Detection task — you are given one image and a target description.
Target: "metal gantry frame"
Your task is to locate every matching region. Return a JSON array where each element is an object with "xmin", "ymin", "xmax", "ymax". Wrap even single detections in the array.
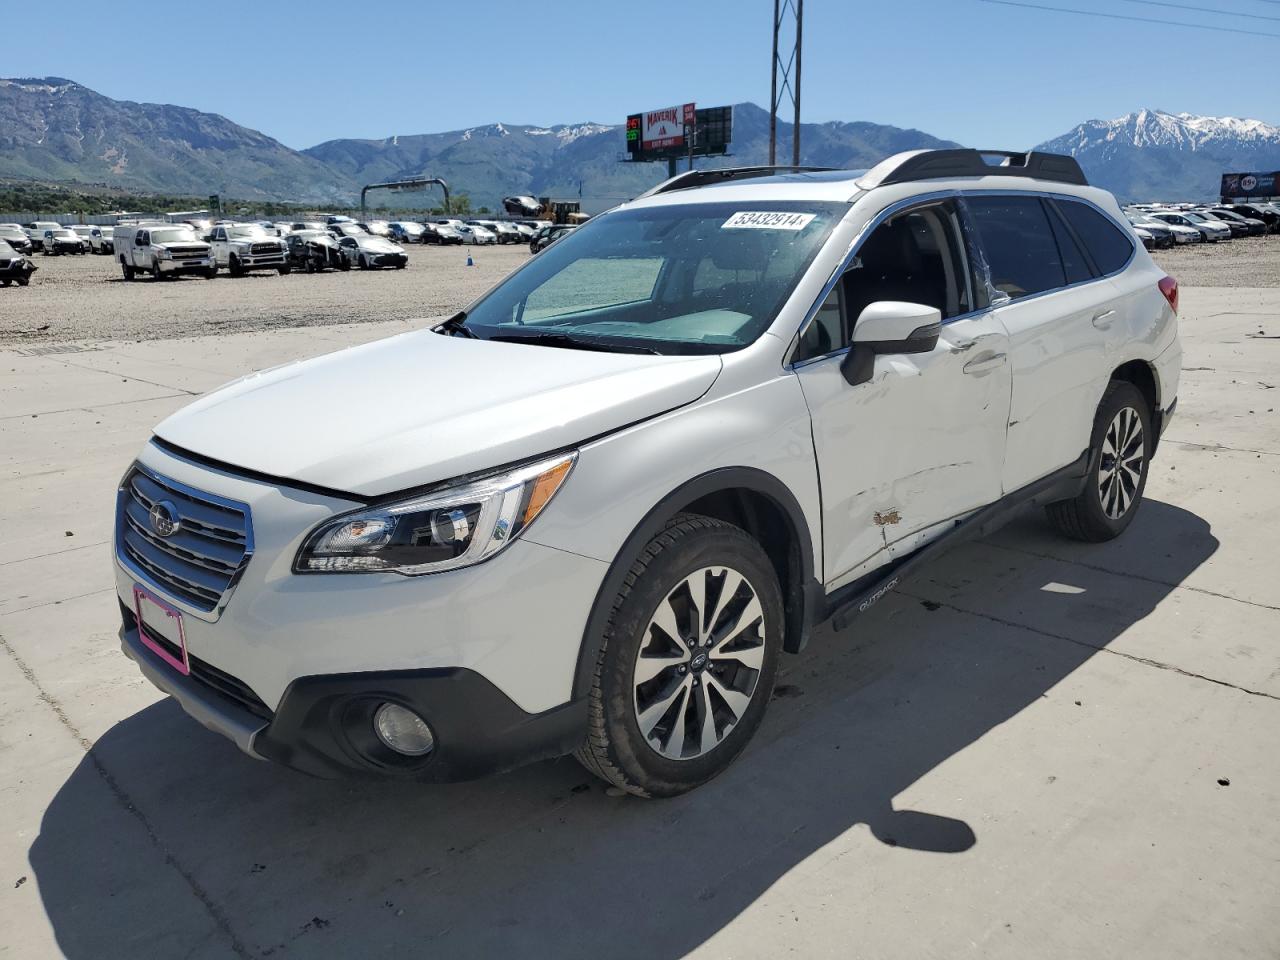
[
  {"xmin": 769, "ymin": 0, "xmax": 803, "ymax": 166},
  {"xmin": 359, "ymin": 177, "xmax": 450, "ymax": 218}
]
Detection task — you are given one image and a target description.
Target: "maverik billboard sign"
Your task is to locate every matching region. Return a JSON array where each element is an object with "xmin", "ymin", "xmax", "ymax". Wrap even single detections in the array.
[
  {"xmin": 625, "ymin": 103, "xmax": 733, "ymax": 163},
  {"xmin": 640, "ymin": 103, "xmax": 695, "ymax": 151},
  {"xmin": 1221, "ymin": 171, "xmax": 1279, "ymax": 200}
]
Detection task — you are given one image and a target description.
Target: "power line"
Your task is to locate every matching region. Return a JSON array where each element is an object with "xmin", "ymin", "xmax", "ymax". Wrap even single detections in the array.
[
  {"xmin": 1119, "ymin": 0, "xmax": 1280, "ymax": 21},
  {"xmin": 975, "ymin": 0, "xmax": 1280, "ymax": 36}
]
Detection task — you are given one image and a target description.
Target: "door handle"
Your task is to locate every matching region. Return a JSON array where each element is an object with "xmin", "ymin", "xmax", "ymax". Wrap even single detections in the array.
[
  {"xmin": 1092, "ymin": 309, "xmax": 1116, "ymax": 329},
  {"xmin": 962, "ymin": 352, "xmax": 1007, "ymax": 375}
]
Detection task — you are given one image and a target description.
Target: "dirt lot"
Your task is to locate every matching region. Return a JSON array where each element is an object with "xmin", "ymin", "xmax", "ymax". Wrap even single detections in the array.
[
  {"xmin": 0, "ymin": 244, "xmax": 530, "ymax": 346},
  {"xmin": 3, "ymin": 233, "xmax": 1275, "ymax": 348},
  {"xmin": 1152, "ymin": 233, "xmax": 1280, "ymax": 288}
]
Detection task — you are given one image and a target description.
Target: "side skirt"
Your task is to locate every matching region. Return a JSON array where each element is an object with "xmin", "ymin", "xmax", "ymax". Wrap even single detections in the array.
[{"xmin": 820, "ymin": 450, "xmax": 1090, "ymax": 632}]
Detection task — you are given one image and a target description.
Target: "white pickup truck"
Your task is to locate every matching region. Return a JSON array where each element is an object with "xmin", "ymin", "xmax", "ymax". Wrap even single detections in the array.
[
  {"xmin": 208, "ymin": 223, "xmax": 290, "ymax": 276},
  {"xmin": 116, "ymin": 224, "xmax": 216, "ymax": 281}
]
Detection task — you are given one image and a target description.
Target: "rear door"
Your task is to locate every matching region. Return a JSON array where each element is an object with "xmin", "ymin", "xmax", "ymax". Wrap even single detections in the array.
[{"xmin": 965, "ymin": 194, "xmax": 1125, "ymax": 492}]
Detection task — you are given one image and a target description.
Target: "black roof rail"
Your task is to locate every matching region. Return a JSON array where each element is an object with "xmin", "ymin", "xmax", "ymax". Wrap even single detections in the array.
[
  {"xmin": 637, "ymin": 165, "xmax": 838, "ymax": 199},
  {"xmin": 860, "ymin": 149, "xmax": 1088, "ymax": 188}
]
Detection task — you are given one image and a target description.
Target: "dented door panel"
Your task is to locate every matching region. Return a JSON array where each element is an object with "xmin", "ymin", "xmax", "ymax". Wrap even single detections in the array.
[{"xmin": 795, "ymin": 310, "xmax": 1012, "ymax": 591}]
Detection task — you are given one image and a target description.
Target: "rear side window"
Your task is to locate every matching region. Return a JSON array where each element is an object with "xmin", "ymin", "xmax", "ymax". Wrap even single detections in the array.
[
  {"xmin": 1055, "ymin": 199, "xmax": 1134, "ymax": 275},
  {"xmin": 1044, "ymin": 204, "xmax": 1093, "ymax": 285},
  {"xmin": 966, "ymin": 196, "xmax": 1065, "ymax": 300}
]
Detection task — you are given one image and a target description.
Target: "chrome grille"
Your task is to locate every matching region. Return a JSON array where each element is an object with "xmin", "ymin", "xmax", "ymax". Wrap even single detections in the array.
[
  {"xmin": 251, "ymin": 242, "xmax": 281, "ymax": 255},
  {"xmin": 117, "ymin": 465, "xmax": 253, "ymax": 615}
]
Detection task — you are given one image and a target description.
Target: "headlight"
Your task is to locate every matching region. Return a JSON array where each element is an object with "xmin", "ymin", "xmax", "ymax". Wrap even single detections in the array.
[
  {"xmin": 295, "ymin": 452, "xmax": 575, "ymax": 576},
  {"xmin": 156, "ymin": 248, "xmax": 171, "ymax": 258}
]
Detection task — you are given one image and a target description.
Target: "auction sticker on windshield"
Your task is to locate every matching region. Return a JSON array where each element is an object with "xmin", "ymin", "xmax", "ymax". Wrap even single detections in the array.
[{"xmin": 722, "ymin": 211, "xmax": 817, "ymax": 231}]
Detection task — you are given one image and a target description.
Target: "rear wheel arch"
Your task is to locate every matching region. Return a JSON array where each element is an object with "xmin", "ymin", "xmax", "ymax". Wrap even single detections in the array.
[
  {"xmin": 1109, "ymin": 359, "xmax": 1160, "ymax": 447},
  {"xmin": 571, "ymin": 468, "xmax": 817, "ymax": 702}
]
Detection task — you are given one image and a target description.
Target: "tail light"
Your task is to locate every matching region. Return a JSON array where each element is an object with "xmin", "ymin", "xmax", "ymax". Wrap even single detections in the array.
[{"xmin": 1158, "ymin": 275, "xmax": 1179, "ymax": 315}]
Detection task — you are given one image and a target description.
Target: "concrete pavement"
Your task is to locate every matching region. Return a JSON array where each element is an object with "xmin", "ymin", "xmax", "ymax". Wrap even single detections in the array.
[{"xmin": 1, "ymin": 289, "xmax": 1277, "ymax": 959}]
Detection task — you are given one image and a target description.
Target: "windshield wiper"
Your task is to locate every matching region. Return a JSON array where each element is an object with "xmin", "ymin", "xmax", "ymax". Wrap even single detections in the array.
[
  {"xmin": 488, "ymin": 331, "xmax": 663, "ymax": 355},
  {"xmin": 436, "ymin": 312, "xmax": 478, "ymax": 339}
]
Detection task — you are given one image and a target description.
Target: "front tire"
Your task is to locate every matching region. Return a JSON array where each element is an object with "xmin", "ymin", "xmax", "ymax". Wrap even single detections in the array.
[
  {"xmin": 1046, "ymin": 380, "xmax": 1152, "ymax": 542},
  {"xmin": 575, "ymin": 515, "xmax": 783, "ymax": 798}
]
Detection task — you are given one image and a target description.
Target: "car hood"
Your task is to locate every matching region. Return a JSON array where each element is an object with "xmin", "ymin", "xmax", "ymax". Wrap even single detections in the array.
[{"xmin": 153, "ymin": 328, "xmax": 724, "ymax": 496}]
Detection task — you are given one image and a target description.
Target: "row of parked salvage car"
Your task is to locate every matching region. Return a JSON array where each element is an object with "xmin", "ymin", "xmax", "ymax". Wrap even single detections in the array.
[{"xmin": 1123, "ymin": 200, "xmax": 1280, "ymax": 249}]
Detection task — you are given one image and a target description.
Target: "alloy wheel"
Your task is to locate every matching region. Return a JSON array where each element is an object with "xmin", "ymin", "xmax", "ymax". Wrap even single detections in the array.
[
  {"xmin": 632, "ymin": 565, "xmax": 767, "ymax": 761},
  {"xmin": 1098, "ymin": 406, "xmax": 1145, "ymax": 520}
]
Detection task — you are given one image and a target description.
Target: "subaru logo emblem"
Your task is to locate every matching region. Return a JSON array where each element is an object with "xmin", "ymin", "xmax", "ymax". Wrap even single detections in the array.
[{"xmin": 149, "ymin": 500, "xmax": 180, "ymax": 537}]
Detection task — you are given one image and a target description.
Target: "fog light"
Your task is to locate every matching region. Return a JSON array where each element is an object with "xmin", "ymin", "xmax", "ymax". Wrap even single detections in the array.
[{"xmin": 373, "ymin": 703, "xmax": 435, "ymax": 756}]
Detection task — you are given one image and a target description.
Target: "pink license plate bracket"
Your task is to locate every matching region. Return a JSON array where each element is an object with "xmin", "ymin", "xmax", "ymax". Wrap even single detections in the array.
[{"xmin": 133, "ymin": 585, "xmax": 190, "ymax": 676}]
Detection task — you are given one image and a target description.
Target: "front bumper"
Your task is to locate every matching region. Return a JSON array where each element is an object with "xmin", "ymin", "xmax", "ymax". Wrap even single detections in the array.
[
  {"xmin": 157, "ymin": 257, "xmax": 214, "ymax": 274},
  {"xmin": 232, "ymin": 249, "xmax": 288, "ymax": 268},
  {"xmin": 0, "ymin": 261, "xmax": 36, "ymax": 279},
  {"xmin": 113, "ymin": 441, "xmax": 608, "ymax": 777},
  {"xmin": 120, "ymin": 613, "xmax": 586, "ymax": 780}
]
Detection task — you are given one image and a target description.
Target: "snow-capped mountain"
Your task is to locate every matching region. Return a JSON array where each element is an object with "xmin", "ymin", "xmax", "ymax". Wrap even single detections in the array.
[{"xmin": 1036, "ymin": 108, "xmax": 1280, "ymax": 201}]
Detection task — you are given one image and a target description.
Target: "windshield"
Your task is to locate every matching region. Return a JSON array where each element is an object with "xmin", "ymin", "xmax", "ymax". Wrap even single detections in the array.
[
  {"xmin": 464, "ymin": 201, "xmax": 844, "ymax": 355},
  {"xmin": 0, "ymin": 240, "xmax": 16, "ymax": 256},
  {"xmin": 1183, "ymin": 213, "xmax": 1207, "ymax": 223},
  {"xmin": 51, "ymin": 229, "xmax": 75, "ymax": 238},
  {"xmin": 151, "ymin": 228, "xmax": 196, "ymax": 244},
  {"xmin": 100, "ymin": 227, "xmax": 115, "ymax": 237},
  {"xmin": 0, "ymin": 227, "xmax": 24, "ymax": 239},
  {"xmin": 227, "ymin": 224, "xmax": 269, "ymax": 239}
]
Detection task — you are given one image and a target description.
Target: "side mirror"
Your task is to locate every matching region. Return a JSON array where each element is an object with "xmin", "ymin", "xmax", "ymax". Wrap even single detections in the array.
[{"xmin": 840, "ymin": 301, "xmax": 942, "ymax": 386}]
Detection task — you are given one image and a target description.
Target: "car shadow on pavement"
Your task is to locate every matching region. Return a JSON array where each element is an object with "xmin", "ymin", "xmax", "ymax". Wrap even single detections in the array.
[{"xmin": 30, "ymin": 499, "xmax": 1217, "ymax": 960}]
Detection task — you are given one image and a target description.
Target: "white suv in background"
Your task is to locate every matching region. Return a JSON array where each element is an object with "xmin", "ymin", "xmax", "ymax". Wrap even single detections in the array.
[
  {"xmin": 208, "ymin": 223, "xmax": 290, "ymax": 276},
  {"xmin": 114, "ymin": 149, "xmax": 1180, "ymax": 797}
]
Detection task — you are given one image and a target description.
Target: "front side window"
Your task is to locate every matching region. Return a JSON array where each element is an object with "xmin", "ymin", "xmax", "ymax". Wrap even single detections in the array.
[
  {"xmin": 966, "ymin": 196, "xmax": 1066, "ymax": 300},
  {"xmin": 464, "ymin": 201, "xmax": 845, "ymax": 355},
  {"xmin": 795, "ymin": 199, "xmax": 973, "ymax": 361}
]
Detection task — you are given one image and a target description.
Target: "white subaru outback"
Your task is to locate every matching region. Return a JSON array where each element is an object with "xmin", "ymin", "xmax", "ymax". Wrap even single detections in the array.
[{"xmin": 115, "ymin": 149, "xmax": 1181, "ymax": 797}]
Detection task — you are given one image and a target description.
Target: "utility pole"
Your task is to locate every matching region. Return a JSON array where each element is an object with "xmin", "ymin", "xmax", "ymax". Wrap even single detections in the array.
[{"xmin": 769, "ymin": 0, "xmax": 803, "ymax": 166}]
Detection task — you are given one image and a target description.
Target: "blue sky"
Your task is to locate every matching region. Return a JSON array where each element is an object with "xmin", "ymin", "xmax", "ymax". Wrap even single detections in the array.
[{"xmin": 10, "ymin": 0, "xmax": 1280, "ymax": 149}]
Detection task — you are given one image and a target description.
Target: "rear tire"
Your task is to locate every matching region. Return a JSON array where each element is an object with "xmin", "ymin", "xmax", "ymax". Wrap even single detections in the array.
[
  {"xmin": 575, "ymin": 515, "xmax": 783, "ymax": 798},
  {"xmin": 1046, "ymin": 380, "xmax": 1152, "ymax": 542},
  {"xmin": 120, "ymin": 259, "xmax": 134, "ymax": 281}
]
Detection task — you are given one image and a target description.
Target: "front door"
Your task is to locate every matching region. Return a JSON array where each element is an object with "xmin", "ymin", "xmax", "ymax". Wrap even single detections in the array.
[{"xmin": 793, "ymin": 198, "xmax": 1012, "ymax": 588}]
